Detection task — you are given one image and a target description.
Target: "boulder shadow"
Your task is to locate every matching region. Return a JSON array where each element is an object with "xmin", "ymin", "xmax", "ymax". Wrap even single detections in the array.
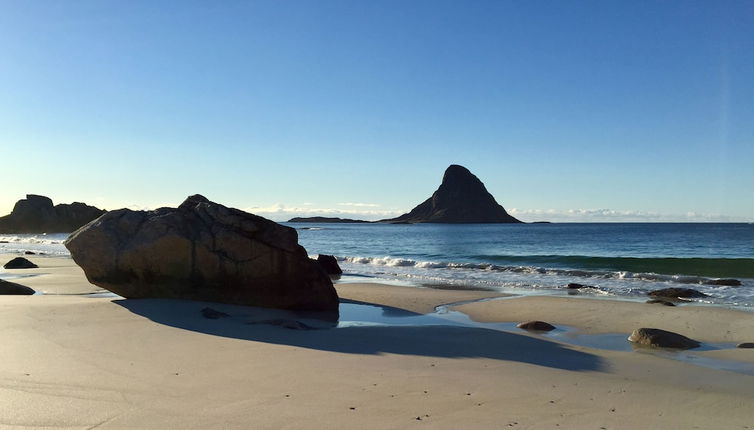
[{"xmin": 113, "ymin": 298, "xmax": 606, "ymax": 372}]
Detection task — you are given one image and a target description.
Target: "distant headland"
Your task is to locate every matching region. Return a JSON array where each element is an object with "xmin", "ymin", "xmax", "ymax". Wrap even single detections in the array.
[
  {"xmin": 0, "ymin": 194, "xmax": 105, "ymax": 233},
  {"xmin": 288, "ymin": 217, "xmax": 371, "ymax": 223}
]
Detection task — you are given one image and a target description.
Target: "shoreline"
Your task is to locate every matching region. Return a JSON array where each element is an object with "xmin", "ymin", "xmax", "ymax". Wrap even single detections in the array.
[
  {"xmin": 1, "ymin": 255, "xmax": 753, "ymax": 428},
  {"xmin": 3, "ymin": 251, "xmax": 754, "ymax": 313}
]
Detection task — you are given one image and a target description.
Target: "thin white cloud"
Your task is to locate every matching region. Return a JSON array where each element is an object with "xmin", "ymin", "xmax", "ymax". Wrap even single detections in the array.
[
  {"xmin": 337, "ymin": 202, "xmax": 381, "ymax": 207},
  {"xmin": 509, "ymin": 208, "xmax": 743, "ymax": 222}
]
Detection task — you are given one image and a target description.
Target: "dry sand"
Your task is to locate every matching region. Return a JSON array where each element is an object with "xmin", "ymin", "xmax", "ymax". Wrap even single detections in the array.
[{"xmin": 1, "ymin": 253, "xmax": 753, "ymax": 429}]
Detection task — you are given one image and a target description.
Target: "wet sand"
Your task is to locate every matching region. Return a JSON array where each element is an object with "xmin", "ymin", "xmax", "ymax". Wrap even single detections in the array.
[{"xmin": 1, "ymin": 253, "xmax": 753, "ymax": 429}]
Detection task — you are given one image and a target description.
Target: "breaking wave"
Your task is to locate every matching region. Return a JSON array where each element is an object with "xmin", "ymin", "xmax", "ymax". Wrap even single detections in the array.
[{"xmin": 339, "ymin": 255, "xmax": 748, "ymax": 287}]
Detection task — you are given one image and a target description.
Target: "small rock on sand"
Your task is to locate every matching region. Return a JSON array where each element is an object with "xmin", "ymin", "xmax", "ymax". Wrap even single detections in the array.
[
  {"xmin": 517, "ymin": 321, "xmax": 556, "ymax": 331},
  {"xmin": 0, "ymin": 279, "xmax": 35, "ymax": 295},
  {"xmin": 3, "ymin": 257, "xmax": 38, "ymax": 269},
  {"xmin": 628, "ymin": 328, "xmax": 700, "ymax": 349},
  {"xmin": 736, "ymin": 342, "xmax": 754, "ymax": 349}
]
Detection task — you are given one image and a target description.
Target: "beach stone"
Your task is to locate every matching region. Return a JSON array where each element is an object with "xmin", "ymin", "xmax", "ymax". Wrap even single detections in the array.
[
  {"xmin": 316, "ymin": 254, "xmax": 343, "ymax": 275},
  {"xmin": 736, "ymin": 342, "xmax": 754, "ymax": 349},
  {"xmin": 646, "ymin": 299, "xmax": 676, "ymax": 306},
  {"xmin": 647, "ymin": 288, "xmax": 707, "ymax": 299},
  {"xmin": 628, "ymin": 328, "xmax": 700, "ymax": 349},
  {"xmin": 517, "ymin": 321, "xmax": 556, "ymax": 331},
  {"xmin": 64, "ymin": 195, "xmax": 338, "ymax": 312},
  {"xmin": 3, "ymin": 257, "xmax": 38, "ymax": 269},
  {"xmin": 0, "ymin": 279, "xmax": 35, "ymax": 295},
  {"xmin": 566, "ymin": 283, "xmax": 592, "ymax": 289},
  {"xmin": 707, "ymin": 278, "xmax": 742, "ymax": 286}
]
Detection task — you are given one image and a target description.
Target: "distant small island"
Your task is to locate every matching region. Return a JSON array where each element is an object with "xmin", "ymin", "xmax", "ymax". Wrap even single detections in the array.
[
  {"xmin": 379, "ymin": 165, "xmax": 521, "ymax": 224},
  {"xmin": 287, "ymin": 216, "xmax": 370, "ymax": 223}
]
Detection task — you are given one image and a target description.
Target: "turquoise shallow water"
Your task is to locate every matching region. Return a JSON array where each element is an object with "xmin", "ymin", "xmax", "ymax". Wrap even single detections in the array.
[{"xmin": 291, "ymin": 223, "xmax": 754, "ymax": 309}]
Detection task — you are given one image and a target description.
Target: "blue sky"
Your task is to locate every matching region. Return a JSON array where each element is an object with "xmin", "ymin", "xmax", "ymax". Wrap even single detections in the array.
[{"xmin": 1, "ymin": 0, "xmax": 752, "ymax": 222}]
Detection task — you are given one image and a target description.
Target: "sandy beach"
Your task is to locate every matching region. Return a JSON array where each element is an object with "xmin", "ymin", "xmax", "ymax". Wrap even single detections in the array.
[{"xmin": 1, "ymin": 253, "xmax": 753, "ymax": 429}]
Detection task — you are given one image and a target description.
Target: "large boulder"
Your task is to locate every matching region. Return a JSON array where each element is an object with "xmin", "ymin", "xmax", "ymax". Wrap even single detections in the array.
[
  {"xmin": 64, "ymin": 195, "xmax": 338, "ymax": 312},
  {"xmin": 628, "ymin": 328, "xmax": 700, "ymax": 349},
  {"xmin": 0, "ymin": 194, "xmax": 105, "ymax": 233},
  {"xmin": 0, "ymin": 279, "xmax": 35, "ymax": 295}
]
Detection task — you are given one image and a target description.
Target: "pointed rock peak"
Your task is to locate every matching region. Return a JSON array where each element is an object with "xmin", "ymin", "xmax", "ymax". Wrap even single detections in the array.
[
  {"xmin": 178, "ymin": 194, "xmax": 210, "ymax": 210},
  {"xmin": 381, "ymin": 165, "xmax": 522, "ymax": 224},
  {"xmin": 442, "ymin": 164, "xmax": 473, "ymax": 181},
  {"xmin": 439, "ymin": 164, "xmax": 486, "ymax": 191}
]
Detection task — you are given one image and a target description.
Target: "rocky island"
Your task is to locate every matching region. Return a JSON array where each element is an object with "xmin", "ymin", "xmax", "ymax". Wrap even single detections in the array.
[
  {"xmin": 381, "ymin": 165, "xmax": 522, "ymax": 224},
  {"xmin": 287, "ymin": 216, "xmax": 370, "ymax": 223},
  {"xmin": 0, "ymin": 194, "xmax": 105, "ymax": 233}
]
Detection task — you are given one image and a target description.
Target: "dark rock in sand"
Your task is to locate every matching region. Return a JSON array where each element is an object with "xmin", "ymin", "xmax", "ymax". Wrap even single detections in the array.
[
  {"xmin": 24, "ymin": 251, "xmax": 36, "ymax": 255},
  {"xmin": 201, "ymin": 307, "xmax": 230, "ymax": 319},
  {"xmin": 0, "ymin": 194, "xmax": 105, "ymax": 233},
  {"xmin": 0, "ymin": 279, "xmax": 35, "ymax": 295},
  {"xmin": 647, "ymin": 288, "xmax": 707, "ymax": 299},
  {"xmin": 3, "ymin": 257, "xmax": 38, "ymax": 269},
  {"xmin": 64, "ymin": 195, "xmax": 338, "ymax": 312},
  {"xmin": 566, "ymin": 283, "xmax": 592, "ymax": 289},
  {"xmin": 646, "ymin": 299, "xmax": 676, "ymax": 306},
  {"xmin": 628, "ymin": 328, "xmax": 700, "ymax": 349},
  {"xmin": 380, "ymin": 165, "xmax": 522, "ymax": 224},
  {"xmin": 736, "ymin": 342, "xmax": 754, "ymax": 349},
  {"xmin": 517, "ymin": 321, "xmax": 556, "ymax": 331},
  {"xmin": 316, "ymin": 254, "xmax": 343, "ymax": 275}
]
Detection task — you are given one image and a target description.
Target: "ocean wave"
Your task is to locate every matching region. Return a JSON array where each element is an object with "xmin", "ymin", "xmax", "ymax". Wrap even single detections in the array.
[
  {"xmin": 470, "ymin": 254, "xmax": 754, "ymax": 279},
  {"xmin": 339, "ymin": 255, "xmax": 746, "ymax": 287},
  {"xmin": 0, "ymin": 233, "xmax": 70, "ymax": 256},
  {"xmin": 0, "ymin": 234, "xmax": 67, "ymax": 245}
]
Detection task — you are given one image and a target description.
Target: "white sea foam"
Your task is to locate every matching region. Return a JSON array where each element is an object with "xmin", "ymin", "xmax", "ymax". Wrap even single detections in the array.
[
  {"xmin": 0, "ymin": 233, "xmax": 70, "ymax": 256},
  {"xmin": 336, "ymin": 255, "xmax": 753, "ymax": 309}
]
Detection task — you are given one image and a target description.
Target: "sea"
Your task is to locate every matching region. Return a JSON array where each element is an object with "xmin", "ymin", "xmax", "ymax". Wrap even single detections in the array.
[{"xmin": 2, "ymin": 223, "xmax": 753, "ymax": 310}]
